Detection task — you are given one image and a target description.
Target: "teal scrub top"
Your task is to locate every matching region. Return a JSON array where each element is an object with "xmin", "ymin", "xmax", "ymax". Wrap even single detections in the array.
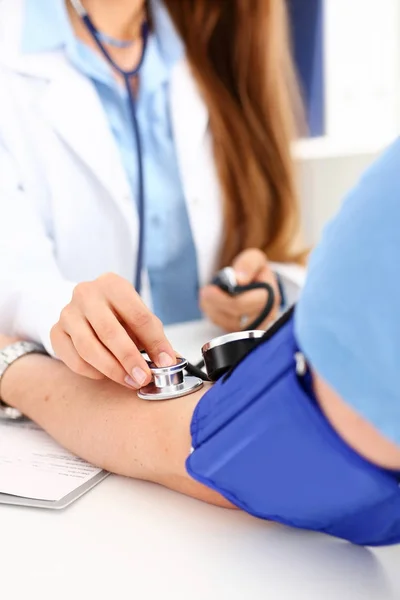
[{"xmin": 295, "ymin": 138, "xmax": 400, "ymax": 445}]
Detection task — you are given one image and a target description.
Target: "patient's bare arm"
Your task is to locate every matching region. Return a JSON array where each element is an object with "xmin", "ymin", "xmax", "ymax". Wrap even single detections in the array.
[
  {"xmin": 0, "ymin": 336, "xmax": 231, "ymax": 508},
  {"xmin": 2, "ymin": 331, "xmax": 400, "ymax": 511}
]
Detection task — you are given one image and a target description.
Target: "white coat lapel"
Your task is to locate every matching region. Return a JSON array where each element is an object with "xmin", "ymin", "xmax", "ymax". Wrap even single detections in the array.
[
  {"xmin": 0, "ymin": 0, "xmax": 131, "ymax": 210},
  {"xmin": 39, "ymin": 65, "xmax": 132, "ymax": 206},
  {"xmin": 170, "ymin": 60, "xmax": 224, "ymax": 287},
  {"xmin": 170, "ymin": 61, "xmax": 208, "ymax": 189}
]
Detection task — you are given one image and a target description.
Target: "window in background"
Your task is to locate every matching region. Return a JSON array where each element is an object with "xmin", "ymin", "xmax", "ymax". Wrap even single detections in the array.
[
  {"xmin": 289, "ymin": 0, "xmax": 400, "ymax": 148},
  {"xmin": 290, "ymin": 0, "xmax": 400, "ymax": 247},
  {"xmin": 288, "ymin": 0, "xmax": 325, "ymax": 138},
  {"xmin": 323, "ymin": 0, "xmax": 400, "ymax": 147}
]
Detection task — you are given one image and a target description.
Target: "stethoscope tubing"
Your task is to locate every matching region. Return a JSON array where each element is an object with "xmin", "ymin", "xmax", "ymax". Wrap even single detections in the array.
[
  {"xmin": 80, "ymin": 11, "xmax": 149, "ymax": 294},
  {"xmin": 186, "ymin": 281, "xmax": 276, "ymax": 380},
  {"xmin": 72, "ymin": 3, "xmax": 277, "ymax": 374}
]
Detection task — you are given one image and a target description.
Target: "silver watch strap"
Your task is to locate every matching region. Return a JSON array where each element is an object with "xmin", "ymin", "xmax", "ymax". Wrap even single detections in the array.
[
  {"xmin": 0, "ymin": 341, "xmax": 47, "ymax": 420},
  {"xmin": 0, "ymin": 403, "xmax": 24, "ymax": 421}
]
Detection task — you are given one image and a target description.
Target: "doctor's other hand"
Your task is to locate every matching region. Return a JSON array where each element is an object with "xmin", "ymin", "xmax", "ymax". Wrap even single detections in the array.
[
  {"xmin": 199, "ymin": 249, "xmax": 281, "ymax": 333},
  {"xmin": 50, "ymin": 273, "xmax": 176, "ymax": 389}
]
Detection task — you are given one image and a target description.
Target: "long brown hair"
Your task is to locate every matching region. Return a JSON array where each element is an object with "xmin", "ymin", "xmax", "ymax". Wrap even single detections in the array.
[{"xmin": 162, "ymin": 0, "xmax": 306, "ymax": 266}]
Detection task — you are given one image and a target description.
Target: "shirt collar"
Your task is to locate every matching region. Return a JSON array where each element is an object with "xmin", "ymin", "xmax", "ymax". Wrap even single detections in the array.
[
  {"xmin": 151, "ymin": 0, "xmax": 183, "ymax": 69},
  {"xmin": 22, "ymin": 0, "xmax": 112, "ymax": 86},
  {"xmin": 22, "ymin": 0, "xmax": 74, "ymax": 54},
  {"xmin": 22, "ymin": 0, "xmax": 184, "ymax": 68}
]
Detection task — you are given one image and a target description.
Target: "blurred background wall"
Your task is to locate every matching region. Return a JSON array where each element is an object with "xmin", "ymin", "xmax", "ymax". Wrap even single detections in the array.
[{"xmin": 289, "ymin": 0, "xmax": 400, "ymax": 244}]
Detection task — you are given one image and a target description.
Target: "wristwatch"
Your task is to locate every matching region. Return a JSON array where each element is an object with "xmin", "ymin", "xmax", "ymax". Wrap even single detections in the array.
[{"xmin": 0, "ymin": 341, "xmax": 47, "ymax": 420}]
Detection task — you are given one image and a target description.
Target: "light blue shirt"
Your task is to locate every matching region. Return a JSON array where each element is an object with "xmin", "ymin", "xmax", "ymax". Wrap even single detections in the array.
[
  {"xmin": 23, "ymin": 0, "xmax": 202, "ymax": 325},
  {"xmin": 295, "ymin": 137, "xmax": 400, "ymax": 445}
]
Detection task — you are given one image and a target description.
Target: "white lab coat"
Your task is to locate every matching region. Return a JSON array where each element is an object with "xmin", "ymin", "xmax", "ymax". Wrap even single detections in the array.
[{"xmin": 0, "ymin": 0, "xmax": 305, "ymax": 354}]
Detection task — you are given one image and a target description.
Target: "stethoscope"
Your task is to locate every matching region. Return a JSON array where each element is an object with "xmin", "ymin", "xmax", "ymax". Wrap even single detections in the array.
[
  {"xmin": 69, "ymin": 2, "xmax": 278, "ymax": 401},
  {"xmin": 138, "ymin": 267, "xmax": 277, "ymax": 401},
  {"xmin": 69, "ymin": 0, "xmax": 149, "ymax": 294}
]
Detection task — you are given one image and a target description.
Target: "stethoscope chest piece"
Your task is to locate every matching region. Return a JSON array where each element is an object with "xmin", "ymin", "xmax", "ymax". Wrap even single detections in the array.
[{"xmin": 138, "ymin": 357, "xmax": 203, "ymax": 401}]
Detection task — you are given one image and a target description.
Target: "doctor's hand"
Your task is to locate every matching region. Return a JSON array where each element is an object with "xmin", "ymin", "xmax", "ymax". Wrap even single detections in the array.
[
  {"xmin": 50, "ymin": 273, "xmax": 176, "ymax": 389},
  {"xmin": 199, "ymin": 249, "xmax": 281, "ymax": 332}
]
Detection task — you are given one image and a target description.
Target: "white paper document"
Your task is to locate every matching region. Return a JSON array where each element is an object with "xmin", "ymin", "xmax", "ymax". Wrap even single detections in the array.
[{"xmin": 0, "ymin": 419, "xmax": 102, "ymax": 502}]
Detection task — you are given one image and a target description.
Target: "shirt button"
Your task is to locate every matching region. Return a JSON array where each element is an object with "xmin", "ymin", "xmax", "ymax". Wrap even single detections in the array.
[{"xmin": 151, "ymin": 215, "xmax": 161, "ymax": 227}]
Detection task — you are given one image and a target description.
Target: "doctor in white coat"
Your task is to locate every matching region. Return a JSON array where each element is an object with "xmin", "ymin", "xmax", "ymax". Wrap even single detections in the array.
[{"xmin": 0, "ymin": 0, "xmax": 306, "ymax": 390}]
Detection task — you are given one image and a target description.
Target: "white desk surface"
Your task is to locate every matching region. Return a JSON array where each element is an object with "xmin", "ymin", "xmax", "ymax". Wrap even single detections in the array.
[{"xmin": 1, "ymin": 320, "xmax": 400, "ymax": 600}]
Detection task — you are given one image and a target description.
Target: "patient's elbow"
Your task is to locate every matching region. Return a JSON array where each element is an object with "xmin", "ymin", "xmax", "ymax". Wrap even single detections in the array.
[
  {"xmin": 313, "ymin": 371, "xmax": 400, "ymax": 470},
  {"xmin": 157, "ymin": 471, "xmax": 236, "ymax": 508}
]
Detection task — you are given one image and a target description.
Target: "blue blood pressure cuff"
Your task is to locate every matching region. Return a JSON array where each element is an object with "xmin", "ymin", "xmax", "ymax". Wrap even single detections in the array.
[{"xmin": 186, "ymin": 311, "xmax": 400, "ymax": 546}]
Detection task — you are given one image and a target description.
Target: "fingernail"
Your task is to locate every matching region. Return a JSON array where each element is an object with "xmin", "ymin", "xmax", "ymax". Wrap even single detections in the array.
[
  {"xmin": 236, "ymin": 271, "xmax": 248, "ymax": 283},
  {"xmin": 131, "ymin": 367, "xmax": 147, "ymax": 387},
  {"xmin": 125, "ymin": 376, "xmax": 140, "ymax": 389},
  {"xmin": 158, "ymin": 352, "xmax": 175, "ymax": 367}
]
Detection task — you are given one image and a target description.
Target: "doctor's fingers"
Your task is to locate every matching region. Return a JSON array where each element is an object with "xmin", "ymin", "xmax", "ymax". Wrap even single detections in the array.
[
  {"xmin": 200, "ymin": 300, "xmax": 258, "ymax": 332},
  {"xmin": 73, "ymin": 274, "xmax": 176, "ymax": 368},
  {"xmin": 83, "ymin": 304, "xmax": 154, "ymax": 387},
  {"xmin": 234, "ymin": 288, "xmax": 279, "ymax": 322},
  {"xmin": 105, "ymin": 283, "xmax": 176, "ymax": 368},
  {"xmin": 199, "ymin": 286, "xmax": 239, "ymax": 317},
  {"xmin": 57, "ymin": 310, "xmax": 149, "ymax": 388},
  {"xmin": 50, "ymin": 327, "xmax": 104, "ymax": 381},
  {"xmin": 200, "ymin": 285, "xmax": 268, "ymax": 320},
  {"xmin": 202, "ymin": 305, "xmax": 239, "ymax": 333},
  {"xmin": 60, "ymin": 300, "xmax": 153, "ymax": 387}
]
